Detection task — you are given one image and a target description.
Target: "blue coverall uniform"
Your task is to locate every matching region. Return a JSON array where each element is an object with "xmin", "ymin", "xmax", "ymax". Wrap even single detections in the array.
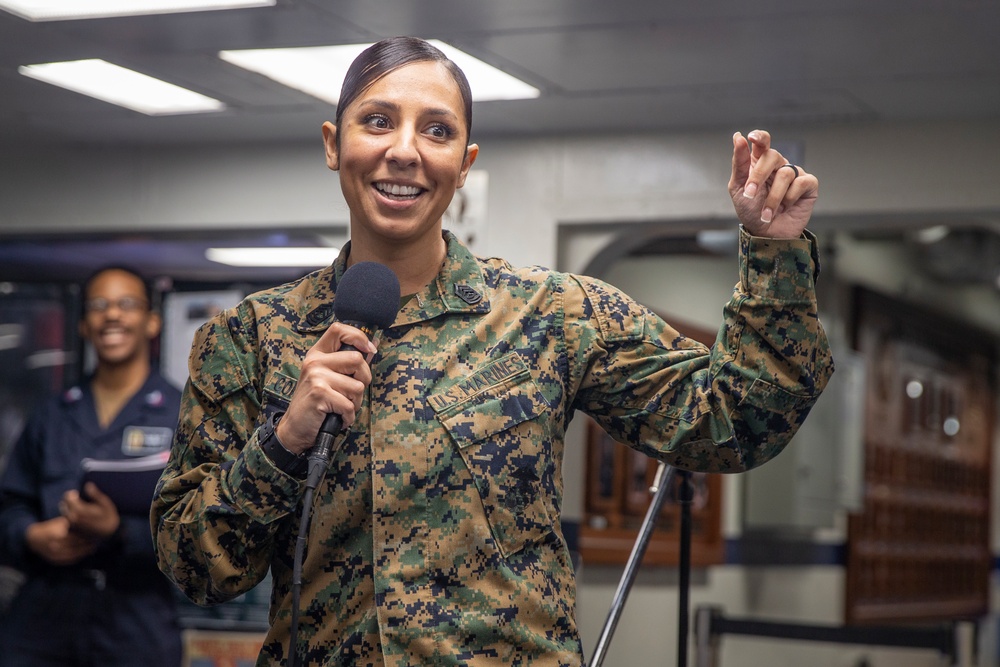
[{"xmin": 0, "ymin": 371, "xmax": 182, "ymax": 667}]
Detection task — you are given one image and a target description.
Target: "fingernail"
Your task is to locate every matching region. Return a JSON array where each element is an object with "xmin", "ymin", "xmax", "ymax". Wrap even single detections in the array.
[
  {"xmin": 761, "ymin": 207, "xmax": 773, "ymax": 224},
  {"xmin": 743, "ymin": 182, "xmax": 757, "ymax": 199}
]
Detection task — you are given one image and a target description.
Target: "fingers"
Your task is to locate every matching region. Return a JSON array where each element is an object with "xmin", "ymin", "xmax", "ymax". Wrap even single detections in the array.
[
  {"xmin": 729, "ymin": 129, "xmax": 777, "ymax": 199},
  {"xmin": 729, "ymin": 129, "xmax": 819, "ymax": 238},
  {"xmin": 275, "ymin": 322, "xmax": 378, "ymax": 453},
  {"xmin": 741, "ymin": 130, "xmax": 783, "ymax": 201},
  {"xmin": 312, "ymin": 321, "xmax": 378, "ymax": 356},
  {"xmin": 747, "ymin": 129, "xmax": 771, "ymax": 159},
  {"xmin": 759, "ymin": 164, "xmax": 796, "ymax": 224},
  {"xmin": 728, "ymin": 132, "xmax": 751, "ymax": 197},
  {"xmin": 59, "ymin": 490, "xmax": 84, "ymax": 522},
  {"xmin": 62, "ymin": 486, "xmax": 120, "ymax": 538},
  {"xmin": 80, "ymin": 482, "xmax": 118, "ymax": 515},
  {"xmin": 299, "ymin": 354, "xmax": 371, "ymax": 417},
  {"xmin": 25, "ymin": 517, "xmax": 96, "ymax": 565},
  {"xmin": 758, "ymin": 164, "xmax": 812, "ymax": 224},
  {"xmin": 303, "ymin": 322, "xmax": 376, "ymax": 419}
]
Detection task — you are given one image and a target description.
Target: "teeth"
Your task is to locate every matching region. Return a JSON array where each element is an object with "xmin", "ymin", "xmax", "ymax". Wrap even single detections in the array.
[{"xmin": 377, "ymin": 182, "xmax": 420, "ymax": 196}]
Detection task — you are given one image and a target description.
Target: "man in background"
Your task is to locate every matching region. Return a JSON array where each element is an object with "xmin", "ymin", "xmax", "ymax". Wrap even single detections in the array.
[{"xmin": 0, "ymin": 266, "xmax": 182, "ymax": 667}]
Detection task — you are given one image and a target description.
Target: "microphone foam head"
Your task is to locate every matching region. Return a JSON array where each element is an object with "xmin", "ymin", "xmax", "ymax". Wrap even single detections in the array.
[{"xmin": 333, "ymin": 261, "xmax": 401, "ymax": 329}]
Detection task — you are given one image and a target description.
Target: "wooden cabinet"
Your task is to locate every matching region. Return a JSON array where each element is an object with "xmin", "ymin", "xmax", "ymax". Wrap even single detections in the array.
[{"xmin": 847, "ymin": 289, "xmax": 994, "ymax": 624}]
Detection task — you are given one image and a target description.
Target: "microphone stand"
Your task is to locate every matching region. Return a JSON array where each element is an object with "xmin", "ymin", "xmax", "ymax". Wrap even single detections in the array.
[
  {"xmin": 590, "ymin": 464, "xmax": 694, "ymax": 667},
  {"xmin": 676, "ymin": 468, "xmax": 694, "ymax": 667}
]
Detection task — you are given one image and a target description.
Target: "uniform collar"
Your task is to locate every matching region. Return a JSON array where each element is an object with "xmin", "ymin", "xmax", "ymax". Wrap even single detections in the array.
[
  {"xmin": 61, "ymin": 370, "xmax": 172, "ymax": 433},
  {"xmin": 294, "ymin": 230, "xmax": 490, "ymax": 333}
]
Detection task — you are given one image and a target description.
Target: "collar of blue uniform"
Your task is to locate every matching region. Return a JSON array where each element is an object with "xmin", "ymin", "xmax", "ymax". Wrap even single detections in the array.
[{"xmin": 295, "ymin": 230, "xmax": 491, "ymax": 333}]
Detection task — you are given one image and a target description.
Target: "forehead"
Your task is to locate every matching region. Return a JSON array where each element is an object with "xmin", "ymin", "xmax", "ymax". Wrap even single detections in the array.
[
  {"xmin": 356, "ymin": 61, "xmax": 464, "ymax": 115},
  {"xmin": 86, "ymin": 270, "xmax": 145, "ymax": 297}
]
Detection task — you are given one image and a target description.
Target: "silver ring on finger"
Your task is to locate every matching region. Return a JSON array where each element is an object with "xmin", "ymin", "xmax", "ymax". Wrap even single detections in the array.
[{"xmin": 779, "ymin": 163, "xmax": 800, "ymax": 178}]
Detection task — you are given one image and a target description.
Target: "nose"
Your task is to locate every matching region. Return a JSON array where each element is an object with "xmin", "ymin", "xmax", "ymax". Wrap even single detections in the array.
[
  {"xmin": 103, "ymin": 300, "xmax": 126, "ymax": 315},
  {"xmin": 385, "ymin": 126, "xmax": 419, "ymax": 167}
]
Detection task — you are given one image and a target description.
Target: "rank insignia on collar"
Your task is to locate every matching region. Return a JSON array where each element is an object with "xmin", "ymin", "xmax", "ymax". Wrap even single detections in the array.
[
  {"xmin": 454, "ymin": 283, "xmax": 482, "ymax": 305},
  {"xmin": 305, "ymin": 303, "xmax": 334, "ymax": 327},
  {"xmin": 62, "ymin": 387, "xmax": 83, "ymax": 403}
]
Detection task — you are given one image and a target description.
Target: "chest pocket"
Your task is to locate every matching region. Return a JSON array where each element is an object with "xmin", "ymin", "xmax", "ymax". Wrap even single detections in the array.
[{"xmin": 432, "ymin": 355, "xmax": 555, "ymax": 559}]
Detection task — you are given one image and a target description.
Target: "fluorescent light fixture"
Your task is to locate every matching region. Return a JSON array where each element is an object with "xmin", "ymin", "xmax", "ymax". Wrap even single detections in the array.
[
  {"xmin": 915, "ymin": 225, "xmax": 950, "ymax": 245},
  {"xmin": 432, "ymin": 41, "xmax": 540, "ymax": 101},
  {"xmin": 220, "ymin": 39, "xmax": 540, "ymax": 104},
  {"xmin": 206, "ymin": 247, "xmax": 338, "ymax": 267},
  {"xmin": 0, "ymin": 0, "xmax": 274, "ymax": 21},
  {"xmin": 19, "ymin": 59, "xmax": 225, "ymax": 115}
]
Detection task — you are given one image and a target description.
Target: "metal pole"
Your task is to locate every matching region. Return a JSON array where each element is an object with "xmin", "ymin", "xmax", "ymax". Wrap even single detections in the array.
[
  {"xmin": 591, "ymin": 463, "xmax": 676, "ymax": 667},
  {"xmin": 676, "ymin": 470, "xmax": 694, "ymax": 667},
  {"xmin": 694, "ymin": 606, "xmax": 721, "ymax": 667}
]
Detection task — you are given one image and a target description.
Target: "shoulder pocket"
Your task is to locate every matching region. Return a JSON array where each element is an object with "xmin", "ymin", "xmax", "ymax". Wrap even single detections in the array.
[
  {"xmin": 432, "ymin": 354, "xmax": 556, "ymax": 558},
  {"xmin": 189, "ymin": 308, "xmax": 256, "ymax": 404}
]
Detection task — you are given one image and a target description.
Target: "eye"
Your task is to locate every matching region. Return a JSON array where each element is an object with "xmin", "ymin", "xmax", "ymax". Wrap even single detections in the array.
[
  {"xmin": 362, "ymin": 114, "xmax": 391, "ymax": 129},
  {"xmin": 427, "ymin": 123, "xmax": 456, "ymax": 140}
]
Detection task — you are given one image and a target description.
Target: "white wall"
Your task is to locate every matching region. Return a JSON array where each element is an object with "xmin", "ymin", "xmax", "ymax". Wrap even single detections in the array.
[
  {"xmin": 2, "ymin": 118, "xmax": 998, "ymax": 667},
  {"xmin": 4, "ymin": 120, "xmax": 1000, "ymax": 246}
]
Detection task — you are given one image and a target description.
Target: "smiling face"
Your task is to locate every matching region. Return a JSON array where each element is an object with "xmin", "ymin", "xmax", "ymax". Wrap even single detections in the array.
[
  {"xmin": 79, "ymin": 269, "xmax": 161, "ymax": 368},
  {"xmin": 323, "ymin": 60, "xmax": 479, "ymax": 252}
]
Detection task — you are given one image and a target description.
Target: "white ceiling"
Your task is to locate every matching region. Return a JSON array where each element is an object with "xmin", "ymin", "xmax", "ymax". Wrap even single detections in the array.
[{"xmin": 2, "ymin": 0, "xmax": 999, "ymax": 148}]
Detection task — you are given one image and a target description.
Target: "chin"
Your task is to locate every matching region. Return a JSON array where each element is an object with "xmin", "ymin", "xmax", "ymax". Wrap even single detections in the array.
[
  {"xmin": 97, "ymin": 350, "xmax": 141, "ymax": 366},
  {"xmin": 371, "ymin": 217, "xmax": 441, "ymax": 241}
]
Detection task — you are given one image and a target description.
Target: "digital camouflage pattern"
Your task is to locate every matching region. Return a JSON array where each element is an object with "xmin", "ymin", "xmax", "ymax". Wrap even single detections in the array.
[{"xmin": 151, "ymin": 229, "xmax": 832, "ymax": 666}]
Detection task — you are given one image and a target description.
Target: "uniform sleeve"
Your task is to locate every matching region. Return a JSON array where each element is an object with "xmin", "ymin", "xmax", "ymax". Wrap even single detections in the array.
[
  {"xmin": 150, "ymin": 302, "xmax": 304, "ymax": 606},
  {"xmin": 566, "ymin": 226, "xmax": 834, "ymax": 473},
  {"xmin": 0, "ymin": 413, "xmax": 45, "ymax": 569}
]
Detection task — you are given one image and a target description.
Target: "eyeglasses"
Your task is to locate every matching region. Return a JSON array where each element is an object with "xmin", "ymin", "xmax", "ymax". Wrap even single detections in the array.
[{"xmin": 84, "ymin": 296, "xmax": 149, "ymax": 313}]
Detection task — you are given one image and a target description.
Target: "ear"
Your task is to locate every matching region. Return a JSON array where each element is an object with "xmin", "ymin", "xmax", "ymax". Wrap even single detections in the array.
[
  {"xmin": 456, "ymin": 143, "xmax": 479, "ymax": 188},
  {"xmin": 144, "ymin": 312, "xmax": 162, "ymax": 340},
  {"xmin": 322, "ymin": 121, "xmax": 340, "ymax": 171}
]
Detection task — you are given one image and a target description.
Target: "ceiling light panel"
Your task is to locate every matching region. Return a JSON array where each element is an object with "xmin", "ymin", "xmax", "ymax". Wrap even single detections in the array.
[
  {"xmin": 220, "ymin": 40, "xmax": 540, "ymax": 105},
  {"xmin": 19, "ymin": 60, "xmax": 226, "ymax": 115},
  {"xmin": 206, "ymin": 247, "xmax": 338, "ymax": 267},
  {"xmin": 0, "ymin": 0, "xmax": 274, "ymax": 21}
]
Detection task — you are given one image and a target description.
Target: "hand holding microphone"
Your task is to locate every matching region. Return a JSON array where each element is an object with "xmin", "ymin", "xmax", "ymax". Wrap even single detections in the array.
[
  {"xmin": 275, "ymin": 321, "xmax": 377, "ymax": 454},
  {"xmin": 274, "ymin": 262, "xmax": 400, "ymax": 487}
]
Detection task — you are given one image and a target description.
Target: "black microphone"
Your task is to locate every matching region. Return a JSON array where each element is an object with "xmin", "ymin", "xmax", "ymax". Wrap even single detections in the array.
[{"xmin": 304, "ymin": 261, "xmax": 400, "ymax": 489}]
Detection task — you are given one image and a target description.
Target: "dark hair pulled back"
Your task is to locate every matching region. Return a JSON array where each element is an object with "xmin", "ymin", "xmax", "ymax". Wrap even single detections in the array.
[{"xmin": 335, "ymin": 36, "xmax": 473, "ymax": 139}]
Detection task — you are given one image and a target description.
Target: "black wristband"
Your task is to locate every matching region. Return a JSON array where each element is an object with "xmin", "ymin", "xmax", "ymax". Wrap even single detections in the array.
[{"xmin": 260, "ymin": 412, "xmax": 308, "ymax": 478}]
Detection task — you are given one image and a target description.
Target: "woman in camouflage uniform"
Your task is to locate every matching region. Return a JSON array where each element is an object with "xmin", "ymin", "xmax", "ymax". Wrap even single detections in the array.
[{"xmin": 152, "ymin": 36, "xmax": 832, "ymax": 667}]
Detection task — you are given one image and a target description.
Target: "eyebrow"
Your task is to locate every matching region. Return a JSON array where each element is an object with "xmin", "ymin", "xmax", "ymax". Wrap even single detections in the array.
[{"xmin": 356, "ymin": 98, "xmax": 459, "ymax": 122}]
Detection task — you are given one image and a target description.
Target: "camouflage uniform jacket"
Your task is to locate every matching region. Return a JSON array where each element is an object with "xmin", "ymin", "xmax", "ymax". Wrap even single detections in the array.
[{"xmin": 152, "ymin": 228, "xmax": 832, "ymax": 666}]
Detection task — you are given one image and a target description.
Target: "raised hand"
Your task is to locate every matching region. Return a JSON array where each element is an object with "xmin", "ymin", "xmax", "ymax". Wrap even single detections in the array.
[{"xmin": 729, "ymin": 129, "xmax": 819, "ymax": 239}]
